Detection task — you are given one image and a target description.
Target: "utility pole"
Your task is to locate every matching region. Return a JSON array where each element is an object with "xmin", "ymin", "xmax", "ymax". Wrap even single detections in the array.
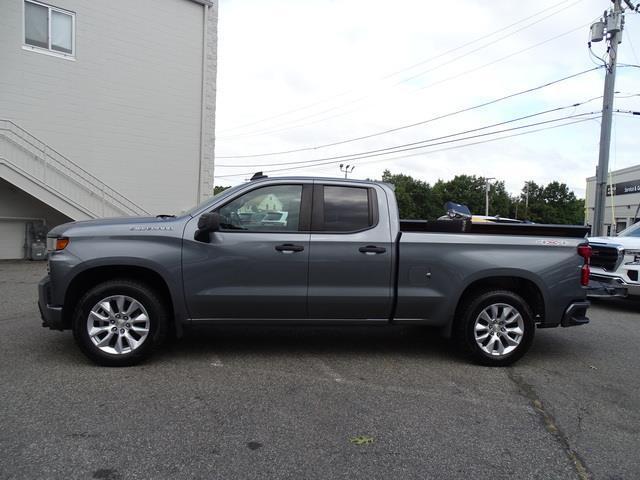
[
  {"xmin": 524, "ymin": 181, "xmax": 530, "ymax": 219},
  {"xmin": 592, "ymin": 0, "xmax": 626, "ymax": 236},
  {"xmin": 339, "ymin": 164, "xmax": 355, "ymax": 178},
  {"xmin": 485, "ymin": 177, "xmax": 495, "ymax": 216}
]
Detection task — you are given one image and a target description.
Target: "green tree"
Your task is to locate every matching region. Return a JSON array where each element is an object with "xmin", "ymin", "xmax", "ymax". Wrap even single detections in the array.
[
  {"xmin": 432, "ymin": 175, "xmax": 512, "ymax": 217},
  {"xmin": 381, "ymin": 170, "xmax": 441, "ymax": 219},
  {"xmin": 518, "ymin": 181, "xmax": 584, "ymax": 224},
  {"xmin": 213, "ymin": 185, "xmax": 230, "ymax": 196},
  {"xmin": 379, "ymin": 172, "xmax": 583, "ymax": 224}
]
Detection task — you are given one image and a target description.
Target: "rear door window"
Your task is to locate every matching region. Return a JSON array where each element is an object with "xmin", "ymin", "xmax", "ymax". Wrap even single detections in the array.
[{"xmin": 313, "ymin": 185, "xmax": 376, "ymax": 232}]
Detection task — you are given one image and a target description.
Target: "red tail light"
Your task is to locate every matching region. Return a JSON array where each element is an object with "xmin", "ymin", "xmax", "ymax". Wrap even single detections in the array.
[
  {"xmin": 578, "ymin": 244, "xmax": 592, "ymax": 286},
  {"xmin": 581, "ymin": 264, "xmax": 590, "ymax": 286},
  {"xmin": 577, "ymin": 244, "xmax": 592, "ymax": 261}
]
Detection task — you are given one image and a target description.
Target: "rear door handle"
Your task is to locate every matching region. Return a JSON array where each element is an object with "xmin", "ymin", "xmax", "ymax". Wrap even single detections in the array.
[
  {"xmin": 359, "ymin": 245, "xmax": 386, "ymax": 255},
  {"xmin": 275, "ymin": 243, "xmax": 305, "ymax": 253}
]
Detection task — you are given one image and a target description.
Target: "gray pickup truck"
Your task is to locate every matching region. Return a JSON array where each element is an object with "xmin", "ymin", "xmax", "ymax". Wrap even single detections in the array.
[{"xmin": 39, "ymin": 175, "xmax": 592, "ymax": 367}]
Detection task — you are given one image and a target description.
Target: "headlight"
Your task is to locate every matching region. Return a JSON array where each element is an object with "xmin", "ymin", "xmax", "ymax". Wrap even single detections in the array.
[
  {"xmin": 47, "ymin": 237, "xmax": 69, "ymax": 252},
  {"xmin": 624, "ymin": 250, "xmax": 640, "ymax": 264}
]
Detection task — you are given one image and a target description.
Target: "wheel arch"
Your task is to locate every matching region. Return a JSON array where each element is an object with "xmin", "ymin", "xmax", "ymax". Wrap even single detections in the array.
[
  {"xmin": 444, "ymin": 274, "xmax": 546, "ymax": 337},
  {"xmin": 62, "ymin": 263, "xmax": 182, "ymax": 337}
]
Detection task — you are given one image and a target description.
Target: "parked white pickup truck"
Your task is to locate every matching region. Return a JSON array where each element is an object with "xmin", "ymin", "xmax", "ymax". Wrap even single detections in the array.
[{"xmin": 589, "ymin": 222, "xmax": 640, "ymax": 297}]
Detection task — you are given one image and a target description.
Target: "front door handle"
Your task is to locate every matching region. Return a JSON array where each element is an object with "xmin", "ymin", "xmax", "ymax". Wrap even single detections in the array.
[
  {"xmin": 275, "ymin": 244, "xmax": 305, "ymax": 253},
  {"xmin": 359, "ymin": 245, "xmax": 386, "ymax": 255}
]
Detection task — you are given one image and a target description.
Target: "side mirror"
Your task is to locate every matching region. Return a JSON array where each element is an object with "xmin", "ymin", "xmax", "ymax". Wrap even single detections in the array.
[{"xmin": 194, "ymin": 212, "xmax": 220, "ymax": 242}]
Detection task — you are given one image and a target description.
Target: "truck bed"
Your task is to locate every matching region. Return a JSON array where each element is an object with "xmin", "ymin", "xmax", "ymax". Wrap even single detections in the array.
[{"xmin": 400, "ymin": 220, "xmax": 589, "ymax": 238}]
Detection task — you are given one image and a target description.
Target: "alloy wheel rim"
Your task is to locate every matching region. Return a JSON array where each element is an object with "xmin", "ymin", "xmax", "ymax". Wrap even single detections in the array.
[
  {"xmin": 473, "ymin": 303, "xmax": 524, "ymax": 357},
  {"xmin": 87, "ymin": 295, "xmax": 150, "ymax": 355}
]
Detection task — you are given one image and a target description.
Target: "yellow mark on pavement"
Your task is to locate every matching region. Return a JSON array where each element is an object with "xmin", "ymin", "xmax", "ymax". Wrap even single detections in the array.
[{"xmin": 350, "ymin": 435, "xmax": 374, "ymax": 445}]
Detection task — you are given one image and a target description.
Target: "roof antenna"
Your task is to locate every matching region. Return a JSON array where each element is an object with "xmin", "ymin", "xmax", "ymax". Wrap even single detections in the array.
[{"xmin": 250, "ymin": 171, "xmax": 267, "ymax": 181}]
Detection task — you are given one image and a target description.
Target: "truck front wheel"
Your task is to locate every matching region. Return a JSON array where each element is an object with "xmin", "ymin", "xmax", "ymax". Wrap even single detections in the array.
[
  {"xmin": 72, "ymin": 279, "xmax": 168, "ymax": 366},
  {"xmin": 456, "ymin": 290, "xmax": 535, "ymax": 366}
]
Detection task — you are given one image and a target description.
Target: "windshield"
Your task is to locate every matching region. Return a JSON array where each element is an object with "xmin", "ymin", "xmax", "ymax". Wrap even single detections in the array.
[
  {"xmin": 183, "ymin": 184, "xmax": 246, "ymax": 217},
  {"xmin": 618, "ymin": 221, "xmax": 640, "ymax": 237}
]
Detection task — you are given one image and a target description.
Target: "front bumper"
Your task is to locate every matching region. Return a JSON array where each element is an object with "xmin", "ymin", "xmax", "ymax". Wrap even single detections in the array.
[
  {"xmin": 589, "ymin": 272, "xmax": 640, "ymax": 298},
  {"xmin": 38, "ymin": 276, "xmax": 65, "ymax": 330},
  {"xmin": 561, "ymin": 301, "xmax": 590, "ymax": 327}
]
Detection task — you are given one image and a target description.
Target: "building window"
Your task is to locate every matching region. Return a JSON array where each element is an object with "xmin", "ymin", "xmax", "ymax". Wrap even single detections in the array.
[{"xmin": 24, "ymin": 0, "xmax": 75, "ymax": 57}]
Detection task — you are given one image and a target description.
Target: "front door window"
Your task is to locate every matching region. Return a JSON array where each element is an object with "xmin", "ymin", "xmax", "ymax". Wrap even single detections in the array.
[{"xmin": 218, "ymin": 185, "xmax": 303, "ymax": 232}]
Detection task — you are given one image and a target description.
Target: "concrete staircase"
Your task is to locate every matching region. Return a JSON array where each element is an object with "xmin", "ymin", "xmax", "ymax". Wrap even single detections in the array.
[{"xmin": 0, "ymin": 119, "xmax": 149, "ymax": 220}]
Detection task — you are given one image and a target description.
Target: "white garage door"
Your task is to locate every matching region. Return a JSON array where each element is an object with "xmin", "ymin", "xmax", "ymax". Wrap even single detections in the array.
[{"xmin": 0, "ymin": 220, "xmax": 26, "ymax": 260}]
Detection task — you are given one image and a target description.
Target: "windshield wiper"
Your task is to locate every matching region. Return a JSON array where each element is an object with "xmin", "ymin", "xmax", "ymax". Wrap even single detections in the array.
[{"xmin": 156, "ymin": 214, "xmax": 176, "ymax": 219}]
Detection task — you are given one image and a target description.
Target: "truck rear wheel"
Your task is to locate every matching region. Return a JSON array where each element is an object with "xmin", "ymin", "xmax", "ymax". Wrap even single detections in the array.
[
  {"xmin": 72, "ymin": 279, "xmax": 168, "ymax": 366},
  {"xmin": 456, "ymin": 290, "xmax": 535, "ymax": 366}
]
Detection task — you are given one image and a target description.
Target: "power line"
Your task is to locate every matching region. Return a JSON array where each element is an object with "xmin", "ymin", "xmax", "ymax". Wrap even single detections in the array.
[
  {"xmin": 217, "ymin": 0, "xmax": 582, "ymax": 135},
  {"xmin": 216, "ymin": 116, "xmax": 599, "ymax": 179},
  {"xmin": 389, "ymin": 0, "xmax": 584, "ymax": 87},
  {"xmin": 267, "ymin": 1, "xmax": 586, "ymax": 135},
  {"xmin": 217, "ymin": 67, "xmax": 602, "ymax": 159},
  {"xmin": 218, "ymin": 98, "xmax": 603, "ymax": 169},
  {"xmin": 215, "ymin": 112, "xmax": 601, "ymax": 178},
  {"xmin": 626, "ymin": 33, "xmax": 640, "ymax": 65},
  {"xmin": 218, "ymin": 20, "xmax": 593, "ymax": 141},
  {"xmin": 412, "ymin": 23, "xmax": 593, "ymax": 95},
  {"xmin": 287, "ymin": 116, "xmax": 603, "ymax": 178}
]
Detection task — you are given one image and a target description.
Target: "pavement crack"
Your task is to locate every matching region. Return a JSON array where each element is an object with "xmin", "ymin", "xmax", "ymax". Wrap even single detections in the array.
[{"xmin": 507, "ymin": 369, "xmax": 592, "ymax": 480}]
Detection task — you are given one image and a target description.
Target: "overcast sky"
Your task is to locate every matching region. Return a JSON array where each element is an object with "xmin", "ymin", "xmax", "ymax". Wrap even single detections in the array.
[{"xmin": 213, "ymin": 0, "xmax": 640, "ymax": 197}]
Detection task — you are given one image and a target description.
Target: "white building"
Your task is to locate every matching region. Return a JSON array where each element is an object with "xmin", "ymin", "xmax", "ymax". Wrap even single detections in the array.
[
  {"xmin": 0, "ymin": 0, "xmax": 218, "ymax": 259},
  {"xmin": 586, "ymin": 164, "xmax": 640, "ymax": 236}
]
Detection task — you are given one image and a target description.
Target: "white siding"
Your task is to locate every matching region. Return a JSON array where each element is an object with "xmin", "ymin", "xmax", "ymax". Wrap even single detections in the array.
[{"xmin": 0, "ymin": 0, "xmax": 217, "ymax": 215}]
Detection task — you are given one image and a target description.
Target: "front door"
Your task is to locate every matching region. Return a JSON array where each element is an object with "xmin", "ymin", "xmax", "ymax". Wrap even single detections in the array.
[{"xmin": 182, "ymin": 183, "xmax": 311, "ymax": 319}]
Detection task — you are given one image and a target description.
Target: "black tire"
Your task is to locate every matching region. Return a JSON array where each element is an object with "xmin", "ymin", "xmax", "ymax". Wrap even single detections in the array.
[
  {"xmin": 455, "ymin": 290, "xmax": 535, "ymax": 367},
  {"xmin": 72, "ymin": 279, "xmax": 168, "ymax": 366}
]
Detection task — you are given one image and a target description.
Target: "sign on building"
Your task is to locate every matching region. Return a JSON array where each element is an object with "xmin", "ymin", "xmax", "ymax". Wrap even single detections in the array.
[{"xmin": 606, "ymin": 179, "xmax": 640, "ymax": 196}]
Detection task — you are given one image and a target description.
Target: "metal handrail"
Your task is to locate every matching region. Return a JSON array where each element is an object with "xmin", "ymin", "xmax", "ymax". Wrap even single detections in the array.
[
  {"xmin": 0, "ymin": 119, "xmax": 150, "ymax": 216},
  {"xmin": 0, "ymin": 156, "xmax": 97, "ymax": 218}
]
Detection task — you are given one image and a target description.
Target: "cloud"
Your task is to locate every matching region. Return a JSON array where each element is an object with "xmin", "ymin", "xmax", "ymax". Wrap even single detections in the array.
[{"xmin": 214, "ymin": 0, "xmax": 640, "ymax": 198}]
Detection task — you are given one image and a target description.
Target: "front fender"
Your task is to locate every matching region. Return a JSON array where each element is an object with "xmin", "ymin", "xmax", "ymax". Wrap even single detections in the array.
[{"xmin": 48, "ymin": 236, "xmax": 187, "ymax": 329}]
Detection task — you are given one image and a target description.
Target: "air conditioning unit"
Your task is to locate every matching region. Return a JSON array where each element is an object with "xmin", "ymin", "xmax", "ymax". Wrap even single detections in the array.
[{"xmin": 25, "ymin": 221, "xmax": 48, "ymax": 261}]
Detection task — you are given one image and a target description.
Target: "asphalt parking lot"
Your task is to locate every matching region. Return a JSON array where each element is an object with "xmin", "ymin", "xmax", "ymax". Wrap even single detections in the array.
[{"xmin": 0, "ymin": 261, "xmax": 639, "ymax": 480}]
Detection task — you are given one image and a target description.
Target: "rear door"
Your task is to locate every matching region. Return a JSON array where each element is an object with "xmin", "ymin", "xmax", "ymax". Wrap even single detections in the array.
[{"xmin": 307, "ymin": 182, "xmax": 394, "ymax": 319}]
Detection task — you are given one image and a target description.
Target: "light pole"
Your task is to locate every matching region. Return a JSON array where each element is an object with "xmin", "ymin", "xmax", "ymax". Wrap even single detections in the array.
[
  {"xmin": 340, "ymin": 164, "xmax": 355, "ymax": 178},
  {"xmin": 485, "ymin": 177, "xmax": 495, "ymax": 216}
]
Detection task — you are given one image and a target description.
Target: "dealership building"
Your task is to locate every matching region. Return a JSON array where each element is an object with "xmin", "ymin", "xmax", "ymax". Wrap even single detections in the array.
[
  {"xmin": 586, "ymin": 164, "xmax": 640, "ymax": 235},
  {"xmin": 0, "ymin": 0, "xmax": 218, "ymax": 259}
]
